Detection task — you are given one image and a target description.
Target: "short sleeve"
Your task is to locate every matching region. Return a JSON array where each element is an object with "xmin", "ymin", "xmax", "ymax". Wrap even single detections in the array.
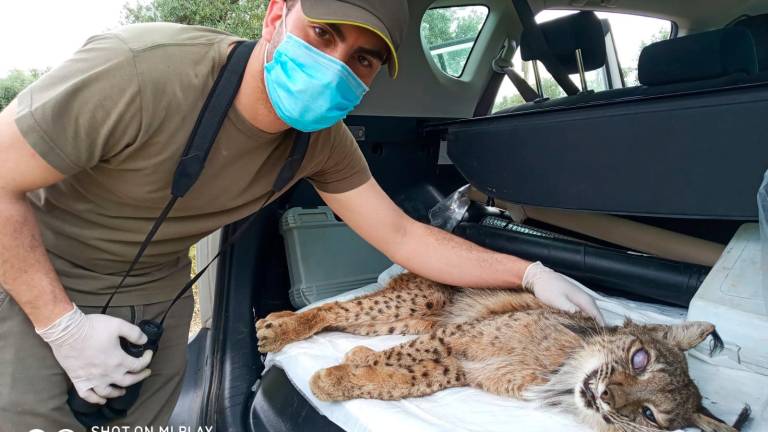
[
  {"xmin": 14, "ymin": 33, "xmax": 142, "ymax": 176},
  {"xmin": 307, "ymin": 123, "xmax": 372, "ymax": 193}
]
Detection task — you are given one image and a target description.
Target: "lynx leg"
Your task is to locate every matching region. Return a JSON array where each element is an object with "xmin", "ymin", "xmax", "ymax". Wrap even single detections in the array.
[
  {"xmin": 343, "ymin": 346, "xmax": 378, "ymax": 366},
  {"xmin": 310, "ymin": 357, "xmax": 466, "ymax": 401},
  {"xmin": 256, "ymin": 307, "xmax": 328, "ymax": 352},
  {"xmin": 466, "ymin": 363, "xmax": 548, "ymax": 399},
  {"xmin": 329, "ymin": 317, "xmax": 438, "ymax": 337},
  {"xmin": 343, "ymin": 331, "xmax": 453, "ymax": 367},
  {"xmin": 257, "ymin": 273, "xmax": 453, "ymax": 353},
  {"xmin": 343, "ymin": 273, "xmax": 454, "ymax": 323}
]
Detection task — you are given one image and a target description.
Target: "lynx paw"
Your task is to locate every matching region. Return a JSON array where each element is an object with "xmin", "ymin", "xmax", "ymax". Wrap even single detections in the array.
[
  {"xmin": 310, "ymin": 365, "xmax": 352, "ymax": 401},
  {"xmin": 256, "ymin": 310, "xmax": 302, "ymax": 353},
  {"xmin": 343, "ymin": 346, "xmax": 377, "ymax": 366}
]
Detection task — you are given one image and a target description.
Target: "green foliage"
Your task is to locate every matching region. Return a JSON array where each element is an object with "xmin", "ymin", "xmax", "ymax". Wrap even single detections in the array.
[
  {"xmin": 493, "ymin": 68, "xmax": 613, "ymax": 113},
  {"xmin": 121, "ymin": 0, "xmax": 269, "ymax": 39},
  {"xmin": 541, "ymin": 76, "xmax": 567, "ymax": 99},
  {"xmin": 492, "ymin": 75, "xmax": 565, "ymax": 112},
  {"xmin": 1, "ymin": 1, "xmax": 269, "ymax": 110},
  {"xmin": 421, "ymin": 7, "xmax": 486, "ymax": 47},
  {"xmin": 421, "ymin": 6, "xmax": 487, "ymax": 77},
  {"xmin": 643, "ymin": 27, "xmax": 672, "ymax": 49},
  {"xmin": 492, "ymin": 93, "xmax": 525, "ymax": 112},
  {"xmin": 0, "ymin": 69, "xmax": 48, "ymax": 111}
]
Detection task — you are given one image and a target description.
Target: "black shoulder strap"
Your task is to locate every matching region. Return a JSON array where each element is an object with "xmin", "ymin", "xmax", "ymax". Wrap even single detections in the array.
[
  {"xmin": 158, "ymin": 130, "xmax": 310, "ymax": 324},
  {"xmin": 101, "ymin": 40, "xmax": 311, "ymax": 313},
  {"xmin": 273, "ymin": 131, "xmax": 311, "ymax": 193},
  {"xmin": 172, "ymin": 40, "xmax": 256, "ymax": 198},
  {"xmin": 511, "ymin": 0, "xmax": 580, "ymax": 96}
]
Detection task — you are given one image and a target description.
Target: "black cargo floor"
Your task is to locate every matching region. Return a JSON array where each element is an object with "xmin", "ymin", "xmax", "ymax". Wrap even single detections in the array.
[{"xmin": 250, "ymin": 367, "xmax": 344, "ymax": 432}]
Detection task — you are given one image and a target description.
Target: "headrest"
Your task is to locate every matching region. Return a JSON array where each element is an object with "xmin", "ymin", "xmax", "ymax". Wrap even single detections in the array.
[
  {"xmin": 732, "ymin": 14, "xmax": 768, "ymax": 71},
  {"xmin": 520, "ymin": 11, "xmax": 606, "ymax": 74},
  {"xmin": 639, "ymin": 27, "xmax": 757, "ymax": 86}
]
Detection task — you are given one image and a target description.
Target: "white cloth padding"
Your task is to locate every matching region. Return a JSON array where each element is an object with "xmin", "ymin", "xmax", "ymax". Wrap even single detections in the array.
[{"xmin": 263, "ymin": 265, "xmax": 768, "ymax": 432}]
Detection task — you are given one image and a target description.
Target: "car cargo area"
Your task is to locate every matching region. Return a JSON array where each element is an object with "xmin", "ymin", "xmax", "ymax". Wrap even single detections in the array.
[
  {"xmin": 191, "ymin": 2, "xmax": 768, "ymax": 431},
  {"xmin": 247, "ymin": 196, "xmax": 766, "ymax": 432},
  {"xmin": 193, "ymin": 111, "xmax": 768, "ymax": 431},
  {"xmin": 259, "ymin": 262, "xmax": 767, "ymax": 432}
]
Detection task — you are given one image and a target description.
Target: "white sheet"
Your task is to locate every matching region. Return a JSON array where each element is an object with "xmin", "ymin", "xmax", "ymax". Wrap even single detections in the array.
[{"xmin": 263, "ymin": 265, "xmax": 768, "ymax": 432}]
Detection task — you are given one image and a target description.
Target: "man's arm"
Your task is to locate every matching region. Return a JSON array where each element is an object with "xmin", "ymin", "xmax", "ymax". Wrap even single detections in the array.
[
  {"xmin": 318, "ymin": 178, "xmax": 528, "ymax": 288},
  {"xmin": 318, "ymin": 178, "xmax": 604, "ymax": 322},
  {"xmin": 0, "ymin": 100, "xmax": 72, "ymax": 329},
  {"xmin": 0, "ymin": 100, "xmax": 153, "ymax": 404}
]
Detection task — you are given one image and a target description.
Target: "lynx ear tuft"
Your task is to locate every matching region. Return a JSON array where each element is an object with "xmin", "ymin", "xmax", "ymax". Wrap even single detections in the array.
[
  {"xmin": 732, "ymin": 404, "xmax": 752, "ymax": 431},
  {"xmin": 708, "ymin": 329, "xmax": 724, "ymax": 356}
]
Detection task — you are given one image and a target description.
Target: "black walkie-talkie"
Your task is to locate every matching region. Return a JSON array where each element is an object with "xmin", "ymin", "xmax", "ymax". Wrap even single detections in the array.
[{"xmin": 67, "ymin": 320, "xmax": 163, "ymax": 425}]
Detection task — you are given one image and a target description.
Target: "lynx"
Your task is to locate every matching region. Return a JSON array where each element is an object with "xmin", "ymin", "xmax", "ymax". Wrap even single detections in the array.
[{"xmin": 257, "ymin": 272, "xmax": 750, "ymax": 432}]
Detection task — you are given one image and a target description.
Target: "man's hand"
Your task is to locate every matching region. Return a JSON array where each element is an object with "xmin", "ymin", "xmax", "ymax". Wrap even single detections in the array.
[
  {"xmin": 35, "ymin": 303, "xmax": 153, "ymax": 405},
  {"xmin": 523, "ymin": 261, "xmax": 605, "ymax": 325}
]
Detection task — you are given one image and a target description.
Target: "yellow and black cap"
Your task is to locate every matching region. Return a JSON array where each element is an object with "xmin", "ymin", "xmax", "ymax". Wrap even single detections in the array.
[{"xmin": 301, "ymin": 0, "xmax": 409, "ymax": 78}]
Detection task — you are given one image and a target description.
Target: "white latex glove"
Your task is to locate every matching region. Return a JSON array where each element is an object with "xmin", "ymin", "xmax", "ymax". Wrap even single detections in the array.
[
  {"xmin": 35, "ymin": 303, "xmax": 154, "ymax": 405},
  {"xmin": 523, "ymin": 261, "xmax": 606, "ymax": 325}
]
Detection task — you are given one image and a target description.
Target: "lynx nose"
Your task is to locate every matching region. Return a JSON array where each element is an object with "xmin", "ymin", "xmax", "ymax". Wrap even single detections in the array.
[
  {"xmin": 601, "ymin": 385, "xmax": 628, "ymax": 409},
  {"xmin": 600, "ymin": 388, "xmax": 611, "ymax": 404}
]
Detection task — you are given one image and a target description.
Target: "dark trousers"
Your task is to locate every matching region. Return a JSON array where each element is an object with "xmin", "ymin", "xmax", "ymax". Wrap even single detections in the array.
[{"xmin": 0, "ymin": 287, "xmax": 194, "ymax": 432}]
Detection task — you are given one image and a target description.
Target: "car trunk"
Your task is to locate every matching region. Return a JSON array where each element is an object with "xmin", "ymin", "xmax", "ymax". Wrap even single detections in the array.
[
  {"xmin": 158, "ymin": 0, "xmax": 768, "ymax": 427},
  {"xmin": 173, "ymin": 112, "xmax": 756, "ymax": 431}
]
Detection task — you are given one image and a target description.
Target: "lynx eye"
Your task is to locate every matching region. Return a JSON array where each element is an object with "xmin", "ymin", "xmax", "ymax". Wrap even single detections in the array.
[
  {"xmin": 642, "ymin": 406, "xmax": 657, "ymax": 424},
  {"xmin": 631, "ymin": 348, "xmax": 649, "ymax": 371}
]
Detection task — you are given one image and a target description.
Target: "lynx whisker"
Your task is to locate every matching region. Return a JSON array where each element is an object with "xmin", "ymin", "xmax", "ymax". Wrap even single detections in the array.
[{"xmin": 608, "ymin": 411, "xmax": 665, "ymax": 432}]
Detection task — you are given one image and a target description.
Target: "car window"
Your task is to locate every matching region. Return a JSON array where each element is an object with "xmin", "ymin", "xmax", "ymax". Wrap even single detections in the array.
[
  {"xmin": 493, "ymin": 10, "xmax": 672, "ymax": 113},
  {"xmin": 421, "ymin": 5, "xmax": 489, "ymax": 77}
]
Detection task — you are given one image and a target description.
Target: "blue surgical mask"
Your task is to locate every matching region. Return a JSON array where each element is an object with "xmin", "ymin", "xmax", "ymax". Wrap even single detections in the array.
[{"xmin": 264, "ymin": 12, "xmax": 369, "ymax": 132}]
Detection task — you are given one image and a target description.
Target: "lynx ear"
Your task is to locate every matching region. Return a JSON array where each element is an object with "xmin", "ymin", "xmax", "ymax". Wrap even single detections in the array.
[
  {"xmin": 691, "ymin": 405, "xmax": 751, "ymax": 432},
  {"xmin": 647, "ymin": 321, "xmax": 721, "ymax": 352},
  {"xmin": 691, "ymin": 413, "xmax": 738, "ymax": 432}
]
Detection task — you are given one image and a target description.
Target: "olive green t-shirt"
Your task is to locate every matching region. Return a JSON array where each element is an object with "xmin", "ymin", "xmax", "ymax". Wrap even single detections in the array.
[{"xmin": 13, "ymin": 23, "xmax": 372, "ymax": 306}]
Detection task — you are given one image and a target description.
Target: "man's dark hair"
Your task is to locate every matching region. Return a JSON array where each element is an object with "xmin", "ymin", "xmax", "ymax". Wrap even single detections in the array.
[{"xmin": 286, "ymin": 0, "xmax": 298, "ymax": 10}]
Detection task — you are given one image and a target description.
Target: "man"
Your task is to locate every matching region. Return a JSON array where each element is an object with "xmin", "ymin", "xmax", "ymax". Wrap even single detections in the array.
[{"xmin": 0, "ymin": 0, "xmax": 603, "ymax": 428}]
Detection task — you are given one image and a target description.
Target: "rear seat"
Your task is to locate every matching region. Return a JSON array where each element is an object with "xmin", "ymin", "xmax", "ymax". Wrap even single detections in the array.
[
  {"xmin": 446, "ymin": 16, "xmax": 768, "ymax": 220},
  {"xmin": 496, "ymin": 11, "xmax": 609, "ymax": 115},
  {"xmin": 731, "ymin": 13, "xmax": 768, "ymax": 76},
  {"xmin": 519, "ymin": 11, "xmax": 607, "ymax": 86},
  {"xmin": 635, "ymin": 26, "xmax": 758, "ymax": 93},
  {"xmin": 497, "ymin": 22, "xmax": 761, "ymax": 115}
]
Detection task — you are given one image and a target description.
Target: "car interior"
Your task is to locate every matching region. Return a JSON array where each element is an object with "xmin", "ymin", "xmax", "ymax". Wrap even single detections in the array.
[{"xmin": 167, "ymin": 0, "xmax": 768, "ymax": 430}]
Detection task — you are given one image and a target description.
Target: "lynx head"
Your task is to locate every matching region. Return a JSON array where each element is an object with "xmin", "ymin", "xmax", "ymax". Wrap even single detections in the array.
[{"xmin": 572, "ymin": 320, "xmax": 742, "ymax": 432}]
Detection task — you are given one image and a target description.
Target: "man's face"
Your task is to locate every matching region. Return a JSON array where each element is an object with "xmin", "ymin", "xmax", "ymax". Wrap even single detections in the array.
[{"xmin": 262, "ymin": 0, "xmax": 390, "ymax": 87}]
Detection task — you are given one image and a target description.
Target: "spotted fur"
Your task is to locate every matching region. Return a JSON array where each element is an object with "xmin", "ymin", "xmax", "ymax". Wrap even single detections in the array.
[{"xmin": 256, "ymin": 272, "xmax": 747, "ymax": 432}]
